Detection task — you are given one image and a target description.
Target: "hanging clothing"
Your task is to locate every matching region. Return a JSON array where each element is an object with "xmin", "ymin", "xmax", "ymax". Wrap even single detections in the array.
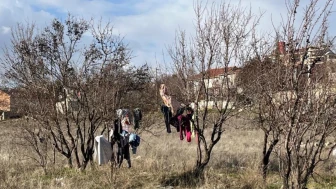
[
  {"xmin": 161, "ymin": 105, "xmax": 172, "ymax": 133},
  {"xmin": 190, "ymin": 115, "xmax": 196, "ymax": 138},
  {"xmin": 186, "ymin": 107, "xmax": 195, "ymax": 138},
  {"xmin": 178, "ymin": 115, "xmax": 192, "ymax": 142},
  {"xmin": 185, "ymin": 119, "xmax": 191, "ymax": 142},
  {"xmin": 93, "ymin": 135, "xmax": 113, "ymax": 165},
  {"xmin": 159, "ymin": 84, "xmax": 187, "ymax": 134},
  {"xmin": 112, "ymin": 119, "xmax": 122, "ymax": 141},
  {"xmin": 116, "ymin": 109, "xmax": 124, "ymax": 119},
  {"xmin": 133, "ymin": 108, "xmax": 142, "ymax": 129},
  {"xmin": 161, "ymin": 104, "xmax": 181, "ymax": 133},
  {"xmin": 159, "ymin": 84, "xmax": 181, "ymax": 116},
  {"xmin": 121, "ymin": 116, "xmax": 131, "ymax": 132},
  {"xmin": 113, "ymin": 115, "xmax": 132, "ymax": 168},
  {"xmin": 129, "ymin": 133, "xmax": 141, "ymax": 154},
  {"xmin": 118, "ymin": 131, "xmax": 131, "ymax": 168}
]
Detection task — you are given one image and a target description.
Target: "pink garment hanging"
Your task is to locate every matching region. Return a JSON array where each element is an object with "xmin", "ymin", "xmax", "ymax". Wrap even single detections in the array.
[
  {"xmin": 185, "ymin": 118, "xmax": 191, "ymax": 142},
  {"xmin": 178, "ymin": 115, "xmax": 191, "ymax": 143}
]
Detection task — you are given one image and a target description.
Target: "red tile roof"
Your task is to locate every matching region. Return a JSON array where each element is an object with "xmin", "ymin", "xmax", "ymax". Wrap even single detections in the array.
[
  {"xmin": 207, "ymin": 67, "xmax": 240, "ymax": 77},
  {"xmin": 190, "ymin": 66, "xmax": 240, "ymax": 80}
]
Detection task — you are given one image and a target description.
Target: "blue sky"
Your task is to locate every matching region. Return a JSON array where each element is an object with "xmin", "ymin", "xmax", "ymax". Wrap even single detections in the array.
[{"xmin": 0, "ymin": 0, "xmax": 335, "ymax": 69}]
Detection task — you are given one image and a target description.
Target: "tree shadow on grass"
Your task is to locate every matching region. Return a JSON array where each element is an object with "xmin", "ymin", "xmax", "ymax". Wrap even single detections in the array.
[{"xmin": 160, "ymin": 170, "xmax": 204, "ymax": 188}]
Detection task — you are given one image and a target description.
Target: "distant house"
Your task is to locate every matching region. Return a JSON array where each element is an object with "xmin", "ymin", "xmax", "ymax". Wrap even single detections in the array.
[
  {"xmin": 190, "ymin": 67, "xmax": 241, "ymax": 109},
  {"xmin": 275, "ymin": 41, "xmax": 336, "ymax": 83},
  {"xmin": 272, "ymin": 41, "xmax": 336, "ymax": 66},
  {"xmin": 237, "ymin": 41, "xmax": 336, "ymax": 109},
  {"xmin": 0, "ymin": 90, "xmax": 10, "ymax": 120}
]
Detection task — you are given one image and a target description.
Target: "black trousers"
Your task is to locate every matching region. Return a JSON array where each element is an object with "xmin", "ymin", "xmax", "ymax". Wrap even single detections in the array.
[
  {"xmin": 161, "ymin": 105, "xmax": 180, "ymax": 133},
  {"xmin": 117, "ymin": 143, "xmax": 131, "ymax": 168}
]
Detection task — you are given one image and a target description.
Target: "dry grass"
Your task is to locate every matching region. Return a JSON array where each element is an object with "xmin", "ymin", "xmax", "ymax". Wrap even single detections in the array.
[{"xmin": 1, "ymin": 116, "xmax": 336, "ymax": 189}]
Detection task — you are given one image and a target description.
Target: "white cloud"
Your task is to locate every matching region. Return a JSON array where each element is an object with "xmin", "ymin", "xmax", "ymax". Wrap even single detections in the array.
[{"xmin": 1, "ymin": 26, "xmax": 10, "ymax": 34}]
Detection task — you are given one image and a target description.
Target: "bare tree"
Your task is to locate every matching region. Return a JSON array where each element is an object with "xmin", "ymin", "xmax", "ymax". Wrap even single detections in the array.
[
  {"xmin": 237, "ymin": 55, "xmax": 284, "ymax": 182},
  {"xmin": 278, "ymin": 0, "xmax": 336, "ymax": 188},
  {"xmin": 239, "ymin": 0, "xmax": 336, "ymax": 188},
  {"xmin": 168, "ymin": 1, "xmax": 261, "ymax": 175},
  {"xmin": 274, "ymin": 0, "xmax": 336, "ymax": 188},
  {"xmin": 1, "ymin": 16, "xmax": 151, "ymax": 170},
  {"xmin": 11, "ymin": 119, "xmax": 49, "ymax": 174}
]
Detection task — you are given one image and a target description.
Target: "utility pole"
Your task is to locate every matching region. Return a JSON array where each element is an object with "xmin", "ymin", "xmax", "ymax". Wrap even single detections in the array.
[{"xmin": 155, "ymin": 68, "xmax": 159, "ymax": 106}]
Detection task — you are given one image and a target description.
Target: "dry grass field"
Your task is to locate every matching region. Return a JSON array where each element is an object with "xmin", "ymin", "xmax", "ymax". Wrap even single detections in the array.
[{"xmin": 1, "ymin": 115, "xmax": 336, "ymax": 189}]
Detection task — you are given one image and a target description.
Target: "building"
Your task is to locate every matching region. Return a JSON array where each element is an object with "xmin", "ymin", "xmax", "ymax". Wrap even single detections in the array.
[
  {"xmin": 0, "ymin": 90, "xmax": 10, "ymax": 120},
  {"xmin": 190, "ymin": 67, "xmax": 241, "ymax": 109},
  {"xmin": 273, "ymin": 41, "xmax": 336, "ymax": 66}
]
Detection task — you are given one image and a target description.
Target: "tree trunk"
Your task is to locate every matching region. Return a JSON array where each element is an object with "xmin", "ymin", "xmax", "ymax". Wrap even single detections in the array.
[
  {"xmin": 194, "ymin": 137, "xmax": 211, "ymax": 178},
  {"xmin": 81, "ymin": 160, "xmax": 89, "ymax": 170},
  {"xmin": 282, "ymin": 178, "xmax": 290, "ymax": 189},
  {"xmin": 262, "ymin": 132, "xmax": 269, "ymax": 181},
  {"xmin": 74, "ymin": 148, "xmax": 81, "ymax": 168},
  {"xmin": 67, "ymin": 156, "xmax": 73, "ymax": 168},
  {"xmin": 261, "ymin": 132, "xmax": 279, "ymax": 182}
]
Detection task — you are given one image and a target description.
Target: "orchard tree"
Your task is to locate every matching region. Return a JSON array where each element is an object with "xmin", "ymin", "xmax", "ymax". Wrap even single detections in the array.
[
  {"xmin": 274, "ymin": 0, "xmax": 336, "ymax": 188},
  {"xmin": 1, "ymin": 16, "xmax": 151, "ymax": 170},
  {"xmin": 237, "ymin": 55, "xmax": 285, "ymax": 182},
  {"xmin": 239, "ymin": 0, "xmax": 336, "ymax": 188},
  {"xmin": 168, "ymin": 1, "xmax": 261, "ymax": 175}
]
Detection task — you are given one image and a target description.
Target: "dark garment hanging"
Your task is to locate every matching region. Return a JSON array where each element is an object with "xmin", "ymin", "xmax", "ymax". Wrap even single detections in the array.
[
  {"xmin": 161, "ymin": 105, "xmax": 173, "ymax": 133},
  {"xmin": 112, "ymin": 118, "xmax": 122, "ymax": 141},
  {"xmin": 178, "ymin": 115, "xmax": 192, "ymax": 142},
  {"xmin": 169, "ymin": 116, "xmax": 180, "ymax": 132},
  {"xmin": 117, "ymin": 132, "xmax": 131, "ymax": 168},
  {"xmin": 117, "ymin": 142, "xmax": 131, "ymax": 168},
  {"xmin": 161, "ymin": 105, "xmax": 189, "ymax": 133},
  {"xmin": 112, "ymin": 119, "xmax": 131, "ymax": 168},
  {"xmin": 172, "ymin": 107, "xmax": 186, "ymax": 132},
  {"xmin": 133, "ymin": 108, "xmax": 142, "ymax": 129},
  {"xmin": 186, "ymin": 107, "xmax": 194, "ymax": 120}
]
